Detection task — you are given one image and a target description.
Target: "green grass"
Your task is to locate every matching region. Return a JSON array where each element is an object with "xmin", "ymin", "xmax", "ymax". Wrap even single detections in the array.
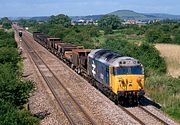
[
  {"xmin": 95, "ymin": 29, "xmax": 146, "ymax": 46},
  {"xmin": 146, "ymin": 75, "xmax": 180, "ymax": 122}
]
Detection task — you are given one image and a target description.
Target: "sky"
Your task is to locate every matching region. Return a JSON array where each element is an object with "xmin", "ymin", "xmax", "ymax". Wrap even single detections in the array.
[{"xmin": 0, "ymin": 0, "xmax": 180, "ymax": 17}]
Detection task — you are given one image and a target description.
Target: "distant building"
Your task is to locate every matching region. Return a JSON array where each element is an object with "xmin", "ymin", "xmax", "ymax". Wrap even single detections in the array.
[
  {"xmin": 123, "ymin": 20, "xmax": 147, "ymax": 25},
  {"xmin": 71, "ymin": 19, "xmax": 98, "ymax": 25}
]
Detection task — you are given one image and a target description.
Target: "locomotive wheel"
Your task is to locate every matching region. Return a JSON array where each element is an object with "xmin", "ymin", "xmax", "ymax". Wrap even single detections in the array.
[
  {"xmin": 70, "ymin": 64, "xmax": 75, "ymax": 70},
  {"xmin": 118, "ymin": 96, "xmax": 125, "ymax": 106},
  {"xmin": 77, "ymin": 68, "xmax": 81, "ymax": 74}
]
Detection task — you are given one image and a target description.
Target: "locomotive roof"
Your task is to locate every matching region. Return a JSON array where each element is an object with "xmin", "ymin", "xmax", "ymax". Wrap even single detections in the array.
[
  {"xmin": 72, "ymin": 49, "xmax": 91, "ymax": 53},
  {"xmin": 88, "ymin": 49, "xmax": 141, "ymax": 67},
  {"xmin": 47, "ymin": 38, "xmax": 62, "ymax": 40}
]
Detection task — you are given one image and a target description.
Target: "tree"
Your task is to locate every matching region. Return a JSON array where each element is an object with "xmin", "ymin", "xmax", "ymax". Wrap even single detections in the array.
[
  {"xmin": 0, "ymin": 99, "xmax": 39, "ymax": 125},
  {"xmin": 145, "ymin": 29, "xmax": 162, "ymax": 43},
  {"xmin": 98, "ymin": 15, "xmax": 122, "ymax": 30},
  {"xmin": 18, "ymin": 19, "xmax": 37, "ymax": 28},
  {"xmin": 48, "ymin": 14, "xmax": 71, "ymax": 28},
  {"xmin": 0, "ymin": 64, "xmax": 34, "ymax": 106},
  {"xmin": 1, "ymin": 17, "xmax": 12, "ymax": 29},
  {"xmin": 0, "ymin": 48, "xmax": 20, "ymax": 68},
  {"xmin": 159, "ymin": 33, "xmax": 171, "ymax": 43},
  {"xmin": 173, "ymin": 28, "xmax": 180, "ymax": 44}
]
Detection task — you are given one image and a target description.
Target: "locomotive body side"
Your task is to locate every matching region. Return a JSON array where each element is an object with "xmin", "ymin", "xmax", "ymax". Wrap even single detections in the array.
[{"xmin": 88, "ymin": 55, "xmax": 110, "ymax": 87}]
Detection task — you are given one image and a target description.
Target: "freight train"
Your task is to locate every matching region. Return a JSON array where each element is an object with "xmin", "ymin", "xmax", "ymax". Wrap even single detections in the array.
[{"xmin": 32, "ymin": 32, "xmax": 145, "ymax": 105}]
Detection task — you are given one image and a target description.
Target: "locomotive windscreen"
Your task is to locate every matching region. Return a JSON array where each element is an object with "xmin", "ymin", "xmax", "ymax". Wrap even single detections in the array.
[{"xmin": 113, "ymin": 66, "xmax": 143, "ymax": 75}]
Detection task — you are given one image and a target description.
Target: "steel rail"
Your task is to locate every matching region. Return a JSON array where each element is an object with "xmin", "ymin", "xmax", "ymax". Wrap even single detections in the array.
[{"xmin": 20, "ymin": 31, "xmax": 96, "ymax": 125}]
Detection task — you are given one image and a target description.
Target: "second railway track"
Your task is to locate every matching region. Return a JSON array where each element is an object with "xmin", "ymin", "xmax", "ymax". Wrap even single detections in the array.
[
  {"xmin": 121, "ymin": 105, "xmax": 170, "ymax": 125},
  {"xmin": 20, "ymin": 30, "xmax": 96, "ymax": 125}
]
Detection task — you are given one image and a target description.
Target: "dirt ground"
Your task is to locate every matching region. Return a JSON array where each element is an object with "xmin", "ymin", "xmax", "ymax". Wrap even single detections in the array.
[{"xmin": 155, "ymin": 44, "xmax": 180, "ymax": 78}]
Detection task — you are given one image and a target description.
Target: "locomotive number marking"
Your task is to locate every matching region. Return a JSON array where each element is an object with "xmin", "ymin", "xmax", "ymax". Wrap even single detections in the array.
[{"xmin": 92, "ymin": 61, "xmax": 96, "ymax": 76}]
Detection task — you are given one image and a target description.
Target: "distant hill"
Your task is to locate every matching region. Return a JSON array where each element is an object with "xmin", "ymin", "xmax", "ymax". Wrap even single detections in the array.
[
  {"xmin": 29, "ymin": 16, "xmax": 49, "ymax": 21},
  {"xmin": 108, "ymin": 10, "xmax": 148, "ymax": 20},
  {"xmin": 145, "ymin": 13, "xmax": 180, "ymax": 19},
  {"xmin": 109, "ymin": 10, "xmax": 180, "ymax": 20},
  {"xmin": 70, "ymin": 10, "xmax": 180, "ymax": 21}
]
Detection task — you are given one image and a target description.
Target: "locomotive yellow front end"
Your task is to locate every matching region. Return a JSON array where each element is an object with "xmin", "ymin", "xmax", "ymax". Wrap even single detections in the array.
[{"xmin": 109, "ymin": 59, "xmax": 145, "ymax": 104}]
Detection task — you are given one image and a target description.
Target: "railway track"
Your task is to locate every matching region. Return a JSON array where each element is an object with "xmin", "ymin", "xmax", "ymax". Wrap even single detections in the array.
[
  {"xmin": 120, "ymin": 105, "xmax": 170, "ymax": 125},
  {"xmin": 19, "ymin": 30, "xmax": 96, "ymax": 125}
]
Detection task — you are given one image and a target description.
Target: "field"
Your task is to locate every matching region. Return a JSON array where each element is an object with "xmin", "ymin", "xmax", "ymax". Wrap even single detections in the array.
[{"xmin": 155, "ymin": 44, "xmax": 180, "ymax": 78}]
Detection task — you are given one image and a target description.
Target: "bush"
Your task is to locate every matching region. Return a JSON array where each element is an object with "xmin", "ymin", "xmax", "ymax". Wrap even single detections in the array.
[
  {"xmin": 0, "ymin": 17, "xmax": 12, "ymax": 30},
  {"xmin": 173, "ymin": 28, "xmax": 180, "ymax": 44},
  {"xmin": 0, "ymin": 30, "xmax": 17, "ymax": 47},
  {"xmin": 145, "ymin": 29, "xmax": 162, "ymax": 43},
  {"xmin": 146, "ymin": 76, "xmax": 180, "ymax": 121},
  {"xmin": 0, "ymin": 47, "xmax": 20, "ymax": 69},
  {"xmin": 98, "ymin": 15, "xmax": 122, "ymax": 30},
  {"xmin": 0, "ymin": 64, "xmax": 34, "ymax": 106},
  {"xmin": 0, "ymin": 99, "xmax": 39, "ymax": 125},
  {"xmin": 0, "ymin": 30, "xmax": 39, "ymax": 124},
  {"xmin": 104, "ymin": 27, "xmax": 114, "ymax": 35}
]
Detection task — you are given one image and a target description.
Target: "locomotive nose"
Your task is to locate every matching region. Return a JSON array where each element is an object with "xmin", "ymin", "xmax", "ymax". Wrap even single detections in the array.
[{"xmin": 117, "ymin": 75, "xmax": 144, "ymax": 92}]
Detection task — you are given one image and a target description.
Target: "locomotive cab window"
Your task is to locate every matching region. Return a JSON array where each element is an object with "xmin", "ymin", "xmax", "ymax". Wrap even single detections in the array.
[
  {"xmin": 113, "ymin": 66, "xmax": 143, "ymax": 75},
  {"xmin": 131, "ymin": 66, "xmax": 143, "ymax": 74},
  {"xmin": 113, "ymin": 67, "xmax": 129, "ymax": 75}
]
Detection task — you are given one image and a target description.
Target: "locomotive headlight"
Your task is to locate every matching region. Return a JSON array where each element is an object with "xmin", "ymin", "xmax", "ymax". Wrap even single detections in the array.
[
  {"xmin": 137, "ymin": 77, "xmax": 142, "ymax": 83},
  {"xmin": 118, "ymin": 78, "xmax": 125, "ymax": 86},
  {"xmin": 137, "ymin": 77, "xmax": 144, "ymax": 89},
  {"xmin": 129, "ymin": 79, "xmax": 132, "ymax": 83}
]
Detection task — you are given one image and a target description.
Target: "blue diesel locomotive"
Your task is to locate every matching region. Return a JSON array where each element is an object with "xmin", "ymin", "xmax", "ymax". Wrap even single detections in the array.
[{"xmin": 87, "ymin": 49, "xmax": 145, "ymax": 104}]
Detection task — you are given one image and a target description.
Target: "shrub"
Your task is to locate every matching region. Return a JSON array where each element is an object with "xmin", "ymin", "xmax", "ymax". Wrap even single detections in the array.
[
  {"xmin": 0, "ymin": 64, "xmax": 34, "ymax": 106},
  {"xmin": 0, "ymin": 99, "xmax": 39, "ymax": 125},
  {"xmin": 146, "ymin": 75, "xmax": 180, "ymax": 121}
]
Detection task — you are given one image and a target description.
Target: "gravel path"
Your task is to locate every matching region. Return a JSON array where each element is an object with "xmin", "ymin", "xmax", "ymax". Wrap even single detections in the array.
[{"xmin": 15, "ymin": 33, "xmax": 70, "ymax": 125}]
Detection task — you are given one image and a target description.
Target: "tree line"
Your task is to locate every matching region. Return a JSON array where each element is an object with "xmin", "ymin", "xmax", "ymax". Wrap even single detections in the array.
[
  {"xmin": 0, "ymin": 17, "xmax": 12, "ymax": 29},
  {"xmin": 0, "ymin": 29, "xmax": 39, "ymax": 125}
]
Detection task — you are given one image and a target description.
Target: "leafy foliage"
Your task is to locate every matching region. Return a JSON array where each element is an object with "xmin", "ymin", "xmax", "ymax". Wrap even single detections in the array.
[
  {"xmin": 98, "ymin": 15, "xmax": 122, "ymax": 30},
  {"xmin": 0, "ymin": 99, "xmax": 39, "ymax": 125},
  {"xmin": 0, "ymin": 48, "xmax": 20, "ymax": 68},
  {"xmin": 48, "ymin": 14, "xmax": 71, "ymax": 28},
  {"xmin": 0, "ymin": 64, "xmax": 34, "ymax": 106},
  {"xmin": 0, "ymin": 17, "xmax": 12, "ymax": 29},
  {"xmin": 18, "ymin": 19, "xmax": 38, "ymax": 28},
  {"xmin": 0, "ymin": 29, "xmax": 39, "ymax": 124},
  {"xmin": 173, "ymin": 28, "xmax": 180, "ymax": 44},
  {"xmin": 145, "ymin": 23, "xmax": 180, "ymax": 44},
  {"xmin": 146, "ymin": 76, "xmax": 180, "ymax": 122}
]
